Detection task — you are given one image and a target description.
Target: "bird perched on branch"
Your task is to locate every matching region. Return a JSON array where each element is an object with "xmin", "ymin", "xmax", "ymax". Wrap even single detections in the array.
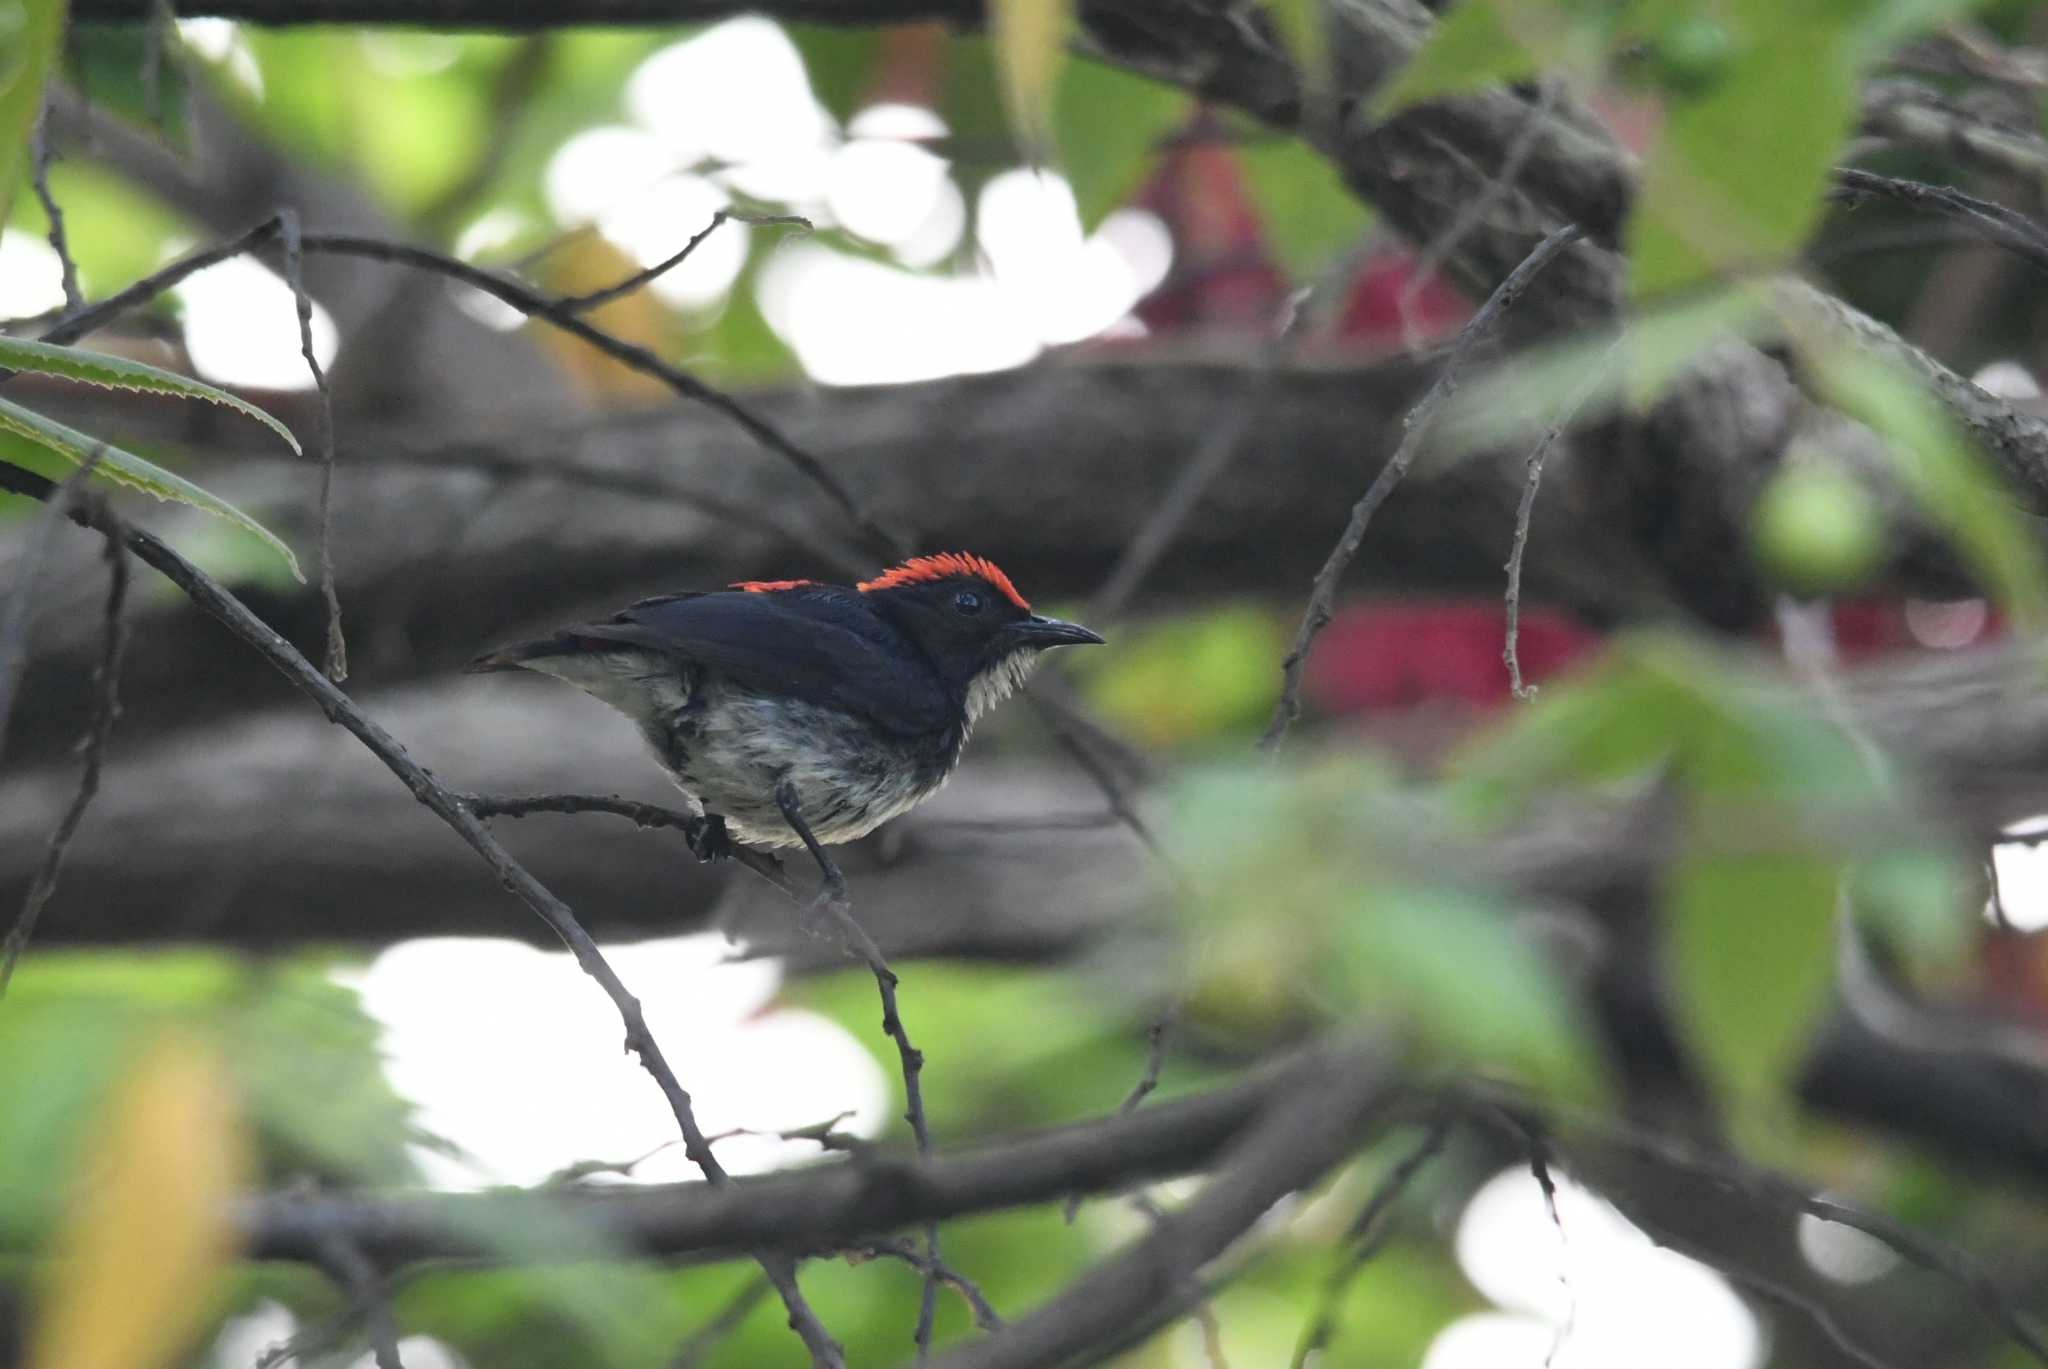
[{"xmin": 467, "ymin": 552, "xmax": 1103, "ymax": 888}]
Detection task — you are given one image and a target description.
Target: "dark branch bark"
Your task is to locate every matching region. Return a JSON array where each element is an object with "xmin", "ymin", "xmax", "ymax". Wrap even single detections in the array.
[
  {"xmin": 237, "ymin": 1044, "xmax": 1349, "ymax": 1265},
  {"xmin": 2, "ymin": 355, "xmax": 1672, "ymax": 763}
]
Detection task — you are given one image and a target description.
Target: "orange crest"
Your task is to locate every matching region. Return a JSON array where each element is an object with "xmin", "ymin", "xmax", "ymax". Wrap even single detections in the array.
[
  {"xmin": 730, "ymin": 579, "xmax": 817, "ymax": 593},
  {"xmin": 858, "ymin": 553, "xmax": 1030, "ymax": 611}
]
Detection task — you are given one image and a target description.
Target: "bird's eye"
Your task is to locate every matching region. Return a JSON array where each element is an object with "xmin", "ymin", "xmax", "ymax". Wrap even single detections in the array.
[{"xmin": 952, "ymin": 590, "xmax": 983, "ymax": 616}]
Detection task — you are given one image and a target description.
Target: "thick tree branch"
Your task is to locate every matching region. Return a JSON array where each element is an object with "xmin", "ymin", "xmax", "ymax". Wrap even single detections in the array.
[
  {"xmin": 0, "ymin": 462, "xmax": 846, "ymax": 1368},
  {"xmin": 237, "ymin": 1044, "xmax": 1346, "ymax": 1265}
]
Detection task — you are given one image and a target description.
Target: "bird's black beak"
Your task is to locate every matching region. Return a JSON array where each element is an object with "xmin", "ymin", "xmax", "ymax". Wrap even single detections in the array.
[{"xmin": 1010, "ymin": 614, "xmax": 1105, "ymax": 648}]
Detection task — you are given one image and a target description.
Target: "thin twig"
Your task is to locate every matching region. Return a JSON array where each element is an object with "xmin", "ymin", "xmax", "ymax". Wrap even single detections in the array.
[
  {"xmin": 143, "ymin": 0, "xmax": 175, "ymax": 127},
  {"xmin": 845, "ymin": 1237, "xmax": 1006, "ymax": 1334},
  {"xmin": 30, "ymin": 109, "xmax": 83, "ymax": 313},
  {"xmin": 31, "ymin": 219, "xmax": 902, "ymax": 560},
  {"xmin": 774, "ymin": 779, "xmax": 946, "ymax": 1363},
  {"xmin": 0, "ymin": 455, "xmax": 104, "ymax": 760},
  {"xmin": 1, "ymin": 487, "xmax": 128, "ymax": 997},
  {"xmin": 314, "ymin": 1227, "xmax": 406, "ymax": 1369},
  {"xmin": 1290, "ymin": 1115, "xmax": 1451, "ymax": 1369},
  {"xmin": 1259, "ymin": 222, "xmax": 1585, "ymax": 750},
  {"xmin": 1581, "ymin": 1111, "xmax": 2048, "ymax": 1367},
  {"xmin": 1401, "ymin": 77, "xmax": 1562, "ymax": 352},
  {"xmin": 279, "ymin": 210, "xmax": 347, "ymax": 681},
  {"xmin": 925, "ymin": 1044, "xmax": 1396, "ymax": 1369},
  {"xmin": 299, "ymin": 232, "xmax": 901, "ymax": 558},
  {"xmin": 1024, "ymin": 686, "xmax": 1172, "ymax": 874},
  {"xmin": 0, "ymin": 462, "xmax": 845, "ymax": 1369},
  {"xmin": 669, "ymin": 1277, "xmax": 775, "ymax": 1369},
  {"xmin": 1503, "ymin": 340, "xmax": 1619, "ymax": 700},
  {"xmin": 810, "ymin": 887, "xmax": 946, "ymax": 1361},
  {"xmin": 1088, "ymin": 244, "xmax": 1373, "ymax": 624},
  {"xmin": 1127, "ymin": 1189, "xmax": 1231, "ymax": 1369},
  {"xmin": 1063, "ymin": 1003, "xmax": 1181, "ymax": 1225},
  {"xmin": 559, "ymin": 210, "xmax": 811, "ymax": 314},
  {"xmin": 1831, "ymin": 168, "xmax": 2048, "ymax": 274},
  {"xmin": 456, "ymin": 790, "xmax": 797, "ymax": 896}
]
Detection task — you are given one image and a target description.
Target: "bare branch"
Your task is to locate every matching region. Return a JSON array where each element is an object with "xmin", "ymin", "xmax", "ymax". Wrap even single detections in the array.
[
  {"xmin": 29, "ymin": 108, "xmax": 82, "ymax": 313},
  {"xmin": 457, "ymin": 790, "xmax": 797, "ymax": 896},
  {"xmin": 924, "ymin": 1043, "xmax": 1397, "ymax": 1369},
  {"xmin": 313, "ymin": 1226, "xmax": 406, "ymax": 1369},
  {"xmin": 845, "ymin": 1237, "xmax": 1006, "ymax": 1334},
  {"xmin": 1260, "ymin": 222, "xmax": 1585, "ymax": 749},
  {"xmin": 1290, "ymin": 1115, "xmax": 1450, "ymax": 1369},
  {"xmin": 1503, "ymin": 341, "xmax": 1618, "ymax": 700},
  {"xmin": 559, "ymin": 210, "xmax": 812, "ymax": 315},
  {"xmin": 0, "ymin": 455, "xmax": 105, "ymax": 759},
  {"xmin": 280, "ymin": 210, "xmax": 348, "ymax": 682},
  {"xmin": 30, "ymin": 218, "xmax": 901, "ymax": 560},
  {"xmin": 0, "ymin": 461, "xmax": 846, "ymax": 1369},
  {"xmin": 237, "ymin": 1044, "xmax": 1339, "ymax": 1264},
  {"xmin": 669, "ymin": 1278, "xmax": 774, "ymax": 1369},
  {"xmin": 2, "ymin": 484, "xmax": 128, "ymax": 996}
]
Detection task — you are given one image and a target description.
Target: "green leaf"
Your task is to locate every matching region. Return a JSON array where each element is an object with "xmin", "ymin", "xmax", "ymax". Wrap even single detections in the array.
[
  {"xmin": 1848, "ymin": 0, "xmax": 1998, "ymax": 63},
  {"xmin": 1667, "ymin": 838, "xmax": 1840, "ymax": 1109},
  {"xmin": 1849, "ymin": 847, "xmax": 1971, "ymax": 969},
  {"xmin": 1629, "ymin": 5, "xmax": 1861, "ymax": 298},
  {"xmin": 1371, "ymin": 0, "xmax": 1546, "ymax": 115},
  {"xmin": 1436, "ymin": 283, "xmax": 1774, "ymax": 459},
  {"xmin": 788, "ymin": 24, "xmax": 882, "ymax": 123},
  {"xmin": 1793, "ymin": 335, "xmax": 2048, "ymax": 630},
  {"xmin": 1076, "ymin": 605, "xmax": 1287, "ymax": 746},
  {"xmin": 0, "ymin": 337, "xmax": 302, "ymax": 457},
  {"xmin": 990, "ymin": 0, "xmax": 1070, "ymax": 155},
  {"xmin": 0, "ymin": 0, "xmax": 66, "ymax": 221},
  {"xmin": 1236, "ymin": 138, "xmax": 1372, "ymax": 277},
  {"xmin": 1168, "ymin": 756, "xmax": 1602, "ymax": 1098},
  {"xmin": 1452, "ymin": 631, "xmax": 1885, "ymax": 813},
  {"xmin": 0, "ymin": 398, "xmax": 303, "ymax": 581},
  {"xmin": 1337, "ymin": 878, "xmax": 1599, "ymax": 1097},
  {"xmin": 1267, "ymin": 0, "xmax": 1330, "ymax": 93},
  {"xmin": 1051, "ymin": 57, "xmax": 1188, "ymax": 229}
]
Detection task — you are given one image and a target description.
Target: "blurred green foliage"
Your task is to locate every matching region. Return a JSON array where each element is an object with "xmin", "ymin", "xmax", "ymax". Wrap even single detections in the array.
[{"xmin": 3, "ymin": 1, "xmax": 2044, "ymax": 1365}]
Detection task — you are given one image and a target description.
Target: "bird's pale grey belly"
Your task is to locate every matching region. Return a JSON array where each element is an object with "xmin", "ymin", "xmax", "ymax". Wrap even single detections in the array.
[{"xmin": 653, "ymin": 682, "xmax": 959, "ymax": 847}]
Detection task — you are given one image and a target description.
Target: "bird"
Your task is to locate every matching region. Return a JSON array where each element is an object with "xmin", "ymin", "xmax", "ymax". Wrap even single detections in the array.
[{"xmin": 466, "ymin": 552, "xmax": 1103, "ymax": 890}]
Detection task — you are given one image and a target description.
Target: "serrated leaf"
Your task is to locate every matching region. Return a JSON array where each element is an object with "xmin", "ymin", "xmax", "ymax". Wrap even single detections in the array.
[
  {"xmin": 0, "ymin": 337, "xmax": 302, "ymax": 457},
  {"xmin": 0, "ymin": 398, "xmax": 303, "ymax": 582},
  {"xmin": 28, "ymin": 1032, "xmax": 250, "ymax": 1369},
  {"xmin": 990, "ymin": 0, "xmax": 1071, "ymax": 155},
  {"xmin": 1667, "ymin": 839, "xmax": 1840, "ymax": 1109},
  {"xmin": 0, "ymin": 0, "xmax": 66, "ymax": 222}
]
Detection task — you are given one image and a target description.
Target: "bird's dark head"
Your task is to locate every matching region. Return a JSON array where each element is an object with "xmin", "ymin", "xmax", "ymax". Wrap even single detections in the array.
[{"xmin": 858, "ymin": 552, "xmax": 1103, "ymax": 719}]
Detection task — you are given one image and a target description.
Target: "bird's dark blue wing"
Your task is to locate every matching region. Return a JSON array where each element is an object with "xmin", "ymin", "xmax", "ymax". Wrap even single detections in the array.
[{"xmin": 556, "ymin": 587, "xmax": 953, "ymax": 736}]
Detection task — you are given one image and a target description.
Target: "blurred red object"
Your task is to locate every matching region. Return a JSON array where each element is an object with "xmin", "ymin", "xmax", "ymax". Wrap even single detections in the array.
[
  {"xmin": 1332, "ymin": 248, "xmax": 1471, "ymax": 349},
  {"xmin": 1303, "ymin": 600, "xmax": 1599, "ymax": 714},
  {"xmin": 1133, "ymin": 128, "xmax": 1288, "ymax": 334}
]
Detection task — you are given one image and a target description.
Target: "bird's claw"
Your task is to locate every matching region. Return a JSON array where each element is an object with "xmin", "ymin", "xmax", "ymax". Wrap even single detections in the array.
[{"xmin": 687, "ymin": 814, "xmax": 733, "ymax": 864}]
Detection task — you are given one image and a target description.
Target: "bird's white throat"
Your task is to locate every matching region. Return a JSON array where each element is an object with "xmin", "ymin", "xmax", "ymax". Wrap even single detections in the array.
[{"xmin": 964, "ymin": 649, "xmax": 1042, "ymax": 725}]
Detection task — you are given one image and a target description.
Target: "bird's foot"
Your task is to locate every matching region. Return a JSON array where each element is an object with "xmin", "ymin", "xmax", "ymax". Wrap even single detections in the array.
[{"xmin": 686, "ymin": 814, "xmax": 733, "ymax": 864}]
